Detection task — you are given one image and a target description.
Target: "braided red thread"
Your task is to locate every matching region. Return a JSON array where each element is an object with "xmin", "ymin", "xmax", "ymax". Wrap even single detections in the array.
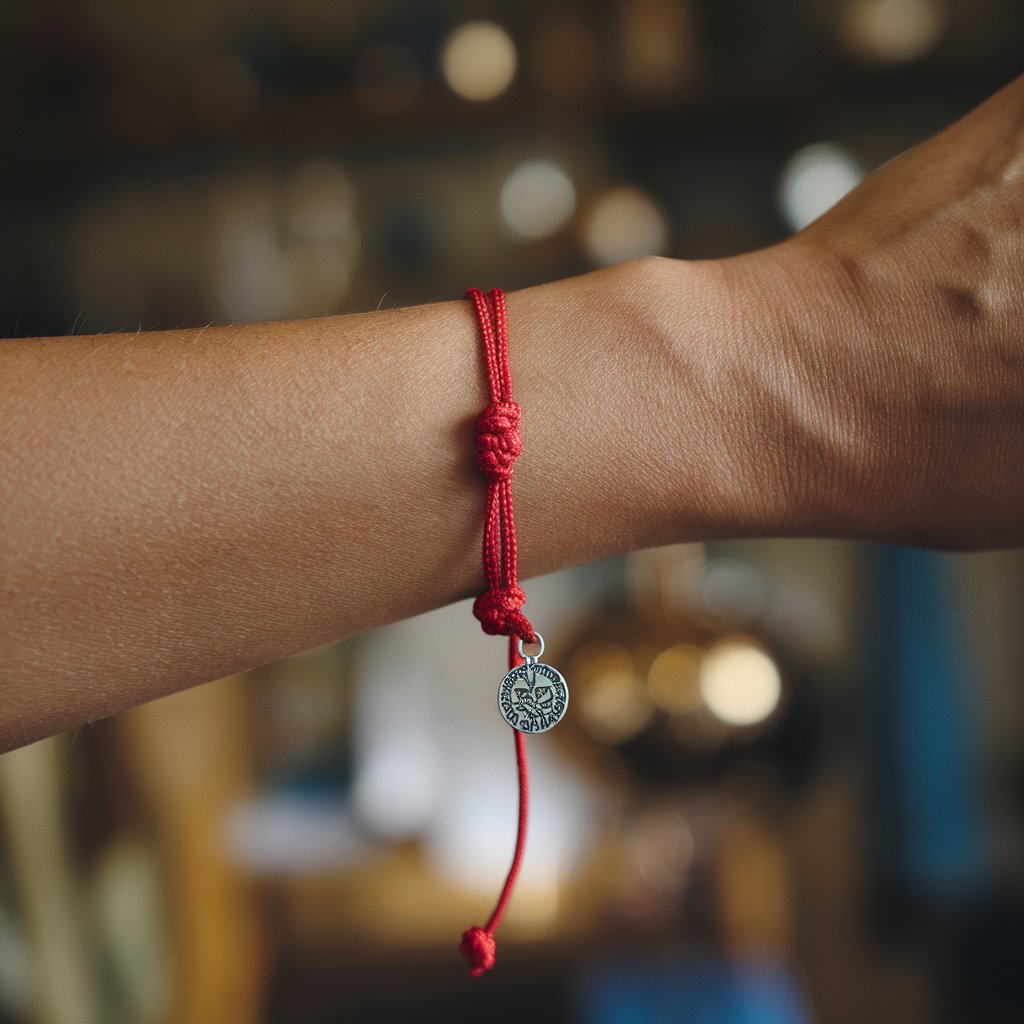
[
  {"xmin": 460, "ymin": 286, "xmax": 536, "ymax": 978},
  {"xmin": 466, "ymin": 287, "xmax": 537, "ymax": 650}
]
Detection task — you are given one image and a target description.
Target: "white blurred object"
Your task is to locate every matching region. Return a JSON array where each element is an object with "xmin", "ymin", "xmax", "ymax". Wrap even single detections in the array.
[
  {"xmin": 223, "ymin": 795, "xmax": 369, "ymax": 873},
  {"xmin": 350, "ymin": 643, "xmax": 443, "ymax": 841},
  {"xmin": 499, "ymin": 159, "xmax": 577, "ymax": 240},
  {"xmin": 778, "ymin": 142, "xmax": 864, "ymax": 232}
]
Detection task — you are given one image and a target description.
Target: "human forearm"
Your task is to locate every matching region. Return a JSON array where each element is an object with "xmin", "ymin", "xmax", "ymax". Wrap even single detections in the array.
[{"xmin": 1, "ymin": 257, "xmax": 778, "ymax": 749}]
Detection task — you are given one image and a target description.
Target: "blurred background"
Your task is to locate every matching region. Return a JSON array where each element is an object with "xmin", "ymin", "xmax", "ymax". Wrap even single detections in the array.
[{"xmin": 1, "ymin": 1, "xmax": 1024, "ymax": 1022}]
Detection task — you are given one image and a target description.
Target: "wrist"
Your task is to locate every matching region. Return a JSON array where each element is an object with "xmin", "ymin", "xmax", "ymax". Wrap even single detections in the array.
[
  {"xmin": 504, "ymin": 247, "xmax": 857, "ymax": 575},
  {"xmin": 709, "ymin": 239, "xmax": 906, "ymax": 545},
  {"xmin": 627, "ymin": 252, "xmax": 804, "ymax": 544},
  {"xmin": 644, "ymin": 246, "xmax": 863, "ymax": 545}
]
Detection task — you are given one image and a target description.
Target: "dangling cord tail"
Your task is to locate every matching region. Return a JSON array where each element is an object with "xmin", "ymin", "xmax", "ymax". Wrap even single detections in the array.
[
  {"xmin": 460, "ymin": 287, "xmax": 537, "ymax": 977},
  {"xmin": 458, "ymin": 683, "xmax": 530, "ymax": 977}
]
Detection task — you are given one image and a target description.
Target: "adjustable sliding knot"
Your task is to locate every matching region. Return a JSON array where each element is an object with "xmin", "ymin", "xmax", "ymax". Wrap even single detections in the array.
[
  {"xmin": 475, "ymin": 402, "xmax": 522, "ymax": 481},
  {"xmin": 459, "ymin": 926, "xmax": 496, "ymax": 977},
  {"xmin": 473, "ymin": 586, "xmax": 536, "ymax": 643}
]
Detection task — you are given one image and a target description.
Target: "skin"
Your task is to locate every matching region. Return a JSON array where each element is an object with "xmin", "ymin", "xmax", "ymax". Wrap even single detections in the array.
[{"xmin": 2, "ymin": 73, "xmax": 1023, "ymax": 752}]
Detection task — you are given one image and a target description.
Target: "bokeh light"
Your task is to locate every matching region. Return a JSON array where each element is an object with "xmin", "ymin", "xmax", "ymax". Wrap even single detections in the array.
[
  {"xmin": 616, "ymin": 0, "xmax": 697, "ymax": 98},
  {"xmin": 647, "ymin": 644, "xmax": 704, "ymax": 715},
  {"xmin": 700, "ymin": 640, "xmax": 783, "ymax": 727},
  {"xmin": 499, "ymin": 158, "xmax": 576, "ymax": 240},
  {"xmin": 841, "ymin": 0, "xmax": 949, "ymax": 63},
  {"xmin": 441, "ymin": 21, "xmax": 517, "ymax": 101},
  {"xmin": 583, "ymin": 186, "xmax": 668, "ymax": 266},
  {"xmin": 570, "ymin": 640, "xmax": 652, "ymax": 743},
  {"xmin": 628, "ymin": 806, "xmax": 694, "ymax": 893},
  {"xmin": 777, "ymin": 142, "xmax": 864, "ymax": 232}
]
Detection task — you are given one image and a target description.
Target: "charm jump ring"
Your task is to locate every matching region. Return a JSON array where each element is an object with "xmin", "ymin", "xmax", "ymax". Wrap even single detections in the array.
[{"xmin": 517, "ymin": 633, "xmax": 545, "ymax": 662}]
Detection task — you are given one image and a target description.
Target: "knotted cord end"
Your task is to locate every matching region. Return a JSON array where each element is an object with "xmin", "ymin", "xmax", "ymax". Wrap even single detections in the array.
[{"xmin": 459, "ymin": 926, "xmax": 497, "ymax": 978}]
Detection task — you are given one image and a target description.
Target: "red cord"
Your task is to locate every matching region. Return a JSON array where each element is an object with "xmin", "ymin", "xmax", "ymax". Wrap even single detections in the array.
[
  {"xmin": 467, "ymin": 287, "xmax": 537, "ymax": 647},
  {"xmin": 459, "ymin": 287, "xmax": 536, "ymax": 978}
]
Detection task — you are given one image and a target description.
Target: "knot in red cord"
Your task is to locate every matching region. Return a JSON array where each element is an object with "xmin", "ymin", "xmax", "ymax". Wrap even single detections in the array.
[
  {"xmin": 473, "ymin": 587, "xmax": 535, "ymax": 642},
  {"xmin": 475, "ymin": 402, "xmax": 522, "ymax": 481},
  {"xmin": 459, "ymin": 926, "xmax": 496, "ymax": 977}
]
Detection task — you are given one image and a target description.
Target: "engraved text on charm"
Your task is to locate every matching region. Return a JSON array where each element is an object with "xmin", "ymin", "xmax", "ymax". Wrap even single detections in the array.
[{"xmin": 498, "ymin": 636, "xmax": 569, "ymax": 734}]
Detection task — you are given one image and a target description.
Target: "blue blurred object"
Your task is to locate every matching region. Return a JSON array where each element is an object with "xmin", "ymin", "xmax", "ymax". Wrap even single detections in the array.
[
  {"xmin": 574, "ymin": 953, "xmax": 810, "ymax": 1024},
  {"xmin": 868, "ymin": 546, "xmax": 987, "ymax": 894}
]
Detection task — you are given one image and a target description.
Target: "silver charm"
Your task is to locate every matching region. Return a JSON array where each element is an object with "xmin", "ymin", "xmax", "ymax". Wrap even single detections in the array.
[{"xmin": 497, "ymin": 633, "xmax": 569, "ymax": 734}]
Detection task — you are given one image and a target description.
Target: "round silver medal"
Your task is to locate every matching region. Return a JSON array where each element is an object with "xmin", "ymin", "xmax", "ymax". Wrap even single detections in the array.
[{"xmin": 497, "ymin": 634, "xmax": 569, "ymax": 734}]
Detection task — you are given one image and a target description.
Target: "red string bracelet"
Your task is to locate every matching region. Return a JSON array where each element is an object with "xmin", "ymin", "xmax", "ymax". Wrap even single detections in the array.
[{"xmin": 459, "ymin": 287, "xmax": 569, "ymax": 978}]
